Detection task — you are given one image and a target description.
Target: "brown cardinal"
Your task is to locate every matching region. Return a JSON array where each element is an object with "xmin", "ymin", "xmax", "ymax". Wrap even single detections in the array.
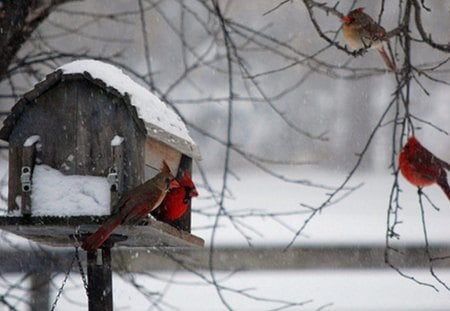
[
  {"xmin": 399, "ymin": 136, "xmax": 450, "ymax": 200},
  {"xmin": 152, "ymin": 171, "xmax": 198, "ymax": 223},
  {"xmin": 81, "ymin": 161, "xmax": 180, "ymax": 251},
  {"xmin": 342, "ymin": 7, "xmax": 398, "ymax": 72}
]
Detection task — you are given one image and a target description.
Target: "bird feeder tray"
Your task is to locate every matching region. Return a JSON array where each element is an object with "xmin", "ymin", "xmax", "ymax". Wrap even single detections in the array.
[{"xmin": 0, "ymin": 216, "xmax": 204, "ymax": 248}]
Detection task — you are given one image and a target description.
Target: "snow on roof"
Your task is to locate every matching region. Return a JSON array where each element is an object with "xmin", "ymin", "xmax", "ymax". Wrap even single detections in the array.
[{"xmin": 59, "ymin": 59, "xmax": 201, "ymax": 159}]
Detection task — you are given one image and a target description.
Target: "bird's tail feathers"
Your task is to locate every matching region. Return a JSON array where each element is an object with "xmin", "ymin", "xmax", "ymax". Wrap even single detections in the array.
[
  {"xmin": 81, "ymin": 217, "xmax": 122, "ymax": 252},
  {"xmin": 378, "ymin": 46, "xmax": 398, "ymax": 72},
  {"xmin": 438, "ymin": 158, "xmax": 450, "ymax": 171},
  {"xmin": 437, "ymin": 177, "xmax": 450, "ymax": 202}
]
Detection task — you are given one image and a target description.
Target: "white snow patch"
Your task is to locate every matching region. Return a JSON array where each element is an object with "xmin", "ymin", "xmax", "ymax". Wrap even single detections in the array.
[
  {"xmin": 111, "ymin": 135, "xmax": 124, "ymax": 146},
  {"xmin": 51, "ymin": 269, "xmax": 450, "ymax": 311},
  {"xmin": 23, "ymin": 135, "xmax": 40, "ymax": 147},
  {"xmin": 59, "ymin": 59, "xmax": 195, "ymax": 146},
  {"xmin": 31, "ymin": 165, "xmax": 110, "ymax": 216}
]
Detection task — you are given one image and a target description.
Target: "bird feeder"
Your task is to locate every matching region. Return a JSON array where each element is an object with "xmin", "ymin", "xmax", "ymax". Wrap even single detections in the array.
[
  {"xmin": 0, "ymin": 59, "xmax": 204, "ymax": 310},
  {"xmin": 0, "ymin": 59, "xmax": 203, "ymax": 246}
]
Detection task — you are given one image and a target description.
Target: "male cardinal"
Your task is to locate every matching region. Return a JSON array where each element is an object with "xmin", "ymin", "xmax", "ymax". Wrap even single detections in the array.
[
  {"xmin": 81, "ymin": 161, "xmax": 179, "ymax": 251},
  {"xmin": 152, "ymin": 171, "xmax": 198, "ymax": 223},
  {"xmin": 342, "ymin": 7, "xmax": 398, "ymax": 72},
  {"xmin": 399, "ymin": 136, "xmax": 450, "ymax": 200}
]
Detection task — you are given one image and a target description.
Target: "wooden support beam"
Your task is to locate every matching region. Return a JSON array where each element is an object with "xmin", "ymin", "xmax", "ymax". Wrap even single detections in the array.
[
  {"xmin": 87, "ymin": 247, "xmax": 113, "ymax": 311},
  {"xmin": 0, "ymin": 216, "xmax": 204, "ymax": 248},
  {"xmin": 109, "ymin": 137, "xmax": 124, "ymax": 208},
  {"xmin": 170, "ymin": 155, "xmax": 192, "ymax": 232},
  {"xmin": 21, "ymin": 139, "xmax": 39, "ymax": 215},
  {"xmin": 0, "ymin": 246, "xmax": 449, "ymax": 273},
  {"xmin": 29, "ymin": 270, "xmax": 50, "ymax": 311},
  {"xmin": 113, "ymin": 245, "xmax": 450, "ymax": 271}
]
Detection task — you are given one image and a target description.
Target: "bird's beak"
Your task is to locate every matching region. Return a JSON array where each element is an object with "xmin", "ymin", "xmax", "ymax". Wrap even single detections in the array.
[
  {"xmin": 342, "ymin": 15, "xmax": 351, "ymax": 24},
  {"xmin": 191, "ymin": 188, "xmax": 199, "ymax": 197},
  {"xmin": 169, "ymin": 180, "xmax": 180, "ymax": 190}
]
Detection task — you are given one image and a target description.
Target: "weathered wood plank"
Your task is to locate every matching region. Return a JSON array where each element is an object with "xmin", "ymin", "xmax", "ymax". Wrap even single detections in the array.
[
  {"xmin": 109, "ymin": 138, "xmax": 124, "ymax": 208},
  {"xmin": 0, "ymin": 245, "xmax": 449, "ymax": 273},
  {"xmin": 7, "ymin": 146, "xmax": 20, "ymax": 212},
  {"xmin": 30, "ymin": 270, "xmax": 50, "ymax": 311},
  {"xmin": 145, "ymin": 137, "xmax": 181, "ymax": 177},
  {"xmin": 171, "ymin": 155, "xmax": 192, "ymax": 232},
  {"xmin": 0, "ymin": 216, "xmax": 204, "ymax": 248},
  {"xmin": 21, "ymin": 143, "xmax": 36, "ymax": 215},
  {"xmin": 114, "ymin": 245, "xmax": 450, "ymax": 272}
]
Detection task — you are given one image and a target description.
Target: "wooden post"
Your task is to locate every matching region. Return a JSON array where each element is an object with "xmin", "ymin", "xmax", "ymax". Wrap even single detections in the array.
[
  {"xmin": 87, "ymin": 246, "xmax": 113, "ymax": 311},
  {"xmin": 30, "ymin": 270, "xmax": 50, "ymax": 311},
  {"xmin": 21, "ymin": 138, "xmax": 40, "ymax": 215},
  {"xmin": 7, "ymin": 146, "xmax": 20, "ymax": 213},
  {"xmin": 171, "ymin": 155, "xmax": 192, "ymax": 232},
  {"xmin": 109, "ymin": 136, "xmax": 124, "ymax": 209}
]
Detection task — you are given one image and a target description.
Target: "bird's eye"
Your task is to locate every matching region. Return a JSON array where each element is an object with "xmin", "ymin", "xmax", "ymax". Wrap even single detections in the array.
[{"xmin": 165, "ymin": 178, "xmax": 171, "ymax": 184}]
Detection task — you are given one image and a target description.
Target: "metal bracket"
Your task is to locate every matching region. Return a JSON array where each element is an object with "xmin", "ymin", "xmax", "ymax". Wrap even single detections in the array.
[
  {"xmin": 107, "ymin": 167, "xmax": 119, "ymax": 192},
  {"xmin": 21, "ymin": 166, "xmax": 32, "ymax": 192}
]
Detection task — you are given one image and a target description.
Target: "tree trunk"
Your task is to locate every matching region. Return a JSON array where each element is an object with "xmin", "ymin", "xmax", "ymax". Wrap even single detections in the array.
[{"xmin": 0, "ymin": 0, "xmax": 76, "ymax": 81}]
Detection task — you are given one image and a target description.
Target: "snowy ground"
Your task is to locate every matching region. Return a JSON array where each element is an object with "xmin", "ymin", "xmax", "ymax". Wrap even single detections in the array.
[
  {"xmin": 86, "ymin": 269, "xmax": 450, "ymax": 310},
  {"xmin": 1, "ymin": 157, "xmax": 450, "ymax": 310},
  {"xmin": 193, "ymin": 166, "xmax": 450, "ymax": 247}
]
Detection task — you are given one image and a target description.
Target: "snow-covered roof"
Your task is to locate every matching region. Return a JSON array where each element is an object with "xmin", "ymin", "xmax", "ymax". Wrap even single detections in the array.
[
  {"xmin": 0, "ymin": 59, "xmax": 201, "ymax": 160},
  {"xmin": 59, "ymin": 60, "xmax": 201, "ymax": 159}
]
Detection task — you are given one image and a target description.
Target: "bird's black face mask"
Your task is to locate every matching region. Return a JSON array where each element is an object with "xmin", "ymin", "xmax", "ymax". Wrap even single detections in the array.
[{"xmin": 183, "ymin": 186, "xmax": 192, "ymax": 204}]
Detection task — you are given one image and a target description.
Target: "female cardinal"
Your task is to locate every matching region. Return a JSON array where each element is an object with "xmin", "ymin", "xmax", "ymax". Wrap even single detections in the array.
[
  {"xmin": 81, "ymin": 161, "xmax": 180, "ymax": 251},
  {"xmin": 342, "ymin": 7, "xmax": 398, "ymax": 72},
  {"xmin": 399, "ymin": 136, "xmax": 450, "ymax": 200},
  {"xmin": 152, "ymin": 171, "xmax": 198, "ymax": 223}
]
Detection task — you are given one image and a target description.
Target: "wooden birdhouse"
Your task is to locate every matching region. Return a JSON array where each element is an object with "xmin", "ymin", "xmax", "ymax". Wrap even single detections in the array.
[{"xmin": 0, "ymin": 59, "xmax": 203, "ymax": 249}]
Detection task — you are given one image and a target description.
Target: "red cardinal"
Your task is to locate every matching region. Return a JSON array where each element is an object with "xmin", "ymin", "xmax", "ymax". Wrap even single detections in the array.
[
  {"xmin": 152, "ymin": 171, "xmax": 198, "ymax": 222},
  {"xmin": 342, "ymin": 7, "xmax": 398, "ymax": 72},
  {"xmin": 399, "ymin": 136, "xmax": 450, "ymax": 200},
  {"xmin": 82, "ymin": 161, "xmax": 180, "ymax": 251}
]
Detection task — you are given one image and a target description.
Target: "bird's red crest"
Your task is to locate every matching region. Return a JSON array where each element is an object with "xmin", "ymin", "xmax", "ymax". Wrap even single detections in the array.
[
  {"xmin": 342, "ymin": 15, "xmax": 351, "ymax": 24},
  {"xmin": 181, "ymin": 171, "xmax": 195, "ymax": 187},
  {"xmin": 343, "ymin": 7, "xmax": 365, "ymax": 23},
  {"xmin": 407, "ymin": 136, "xmax": 419, "ymax": 145}
]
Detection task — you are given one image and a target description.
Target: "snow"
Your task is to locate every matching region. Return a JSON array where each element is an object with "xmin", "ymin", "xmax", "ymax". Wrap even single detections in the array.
[
  {"xmin": 51, "ymin": 269, "xmax": 450, "ymax": 310},
  {"xmin": 59, "ymin": 60, "xmax": 197, "ymax": 149},
  {"xmin": 23, "ymin": 135, "xmax": 40, "ymax": 147},
  {"xmin": 192, "ymin": 168, "xmax": 450, "ymax": 247},
  {"xmin": 30, "ymin": 165, "xmax": 110, "ymax": 216},
  {"xmin": 110, "ymin": 135, "xmax": 124, "ymax": 146},
  {"xmin": 1, "ymin": 159, "xmax": 450, "ymax": 309}
]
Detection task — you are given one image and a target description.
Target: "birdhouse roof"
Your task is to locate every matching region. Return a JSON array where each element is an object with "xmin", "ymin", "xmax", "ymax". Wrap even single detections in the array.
[{"xmin": 0, "ymin": 59, "xmax": 201, "ymax": 160}]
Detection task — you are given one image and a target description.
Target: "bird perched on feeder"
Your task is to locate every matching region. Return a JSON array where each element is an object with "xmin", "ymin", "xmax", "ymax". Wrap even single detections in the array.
[
  {"xmin": 152, "ymin": 170, "xmax": 198, "ymax": 223},
  {"xmin": 81, "ymin": 161, "xmax": 180, "ymax": 251},
  {"xmin": 342, "ymin": 7, "xmax": 398, "ymax": 72},
  {"xmin": 399, "ymin": 136, "xmax": 450, "ymax": 201}
]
